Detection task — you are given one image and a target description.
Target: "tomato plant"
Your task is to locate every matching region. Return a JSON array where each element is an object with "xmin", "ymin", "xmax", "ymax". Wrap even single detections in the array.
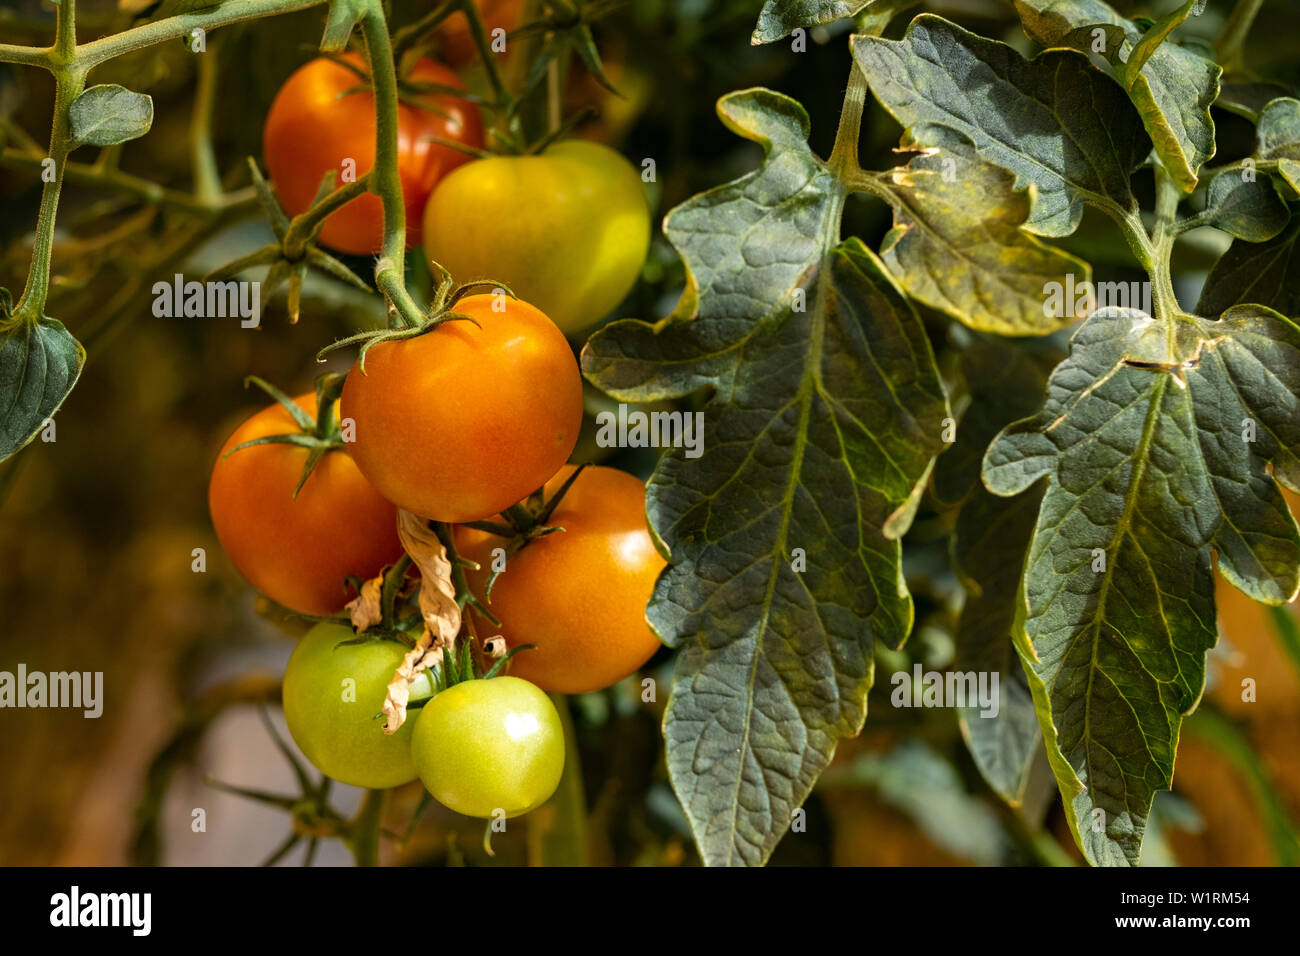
[
  {"xmin": 3, "ymin": 0, "xmax": 1300, "ymax": 880},
  {"xmin": 423, "ymin": 140, "xmax": 651, "ymax": 333},
  {"xmin": 410, "ymin": 676, "xmax": 565, "ymax": 818},
  {"xmin": 454, "ymin": 465, "xmax": 666, "ymax": 693},
  {"xmin": 263, "ymin": 52, "xmax": 483, "ymax": 256},
  {"xmin": 339, "ymin": 292, "xmax": 584, "ymax": 523}
]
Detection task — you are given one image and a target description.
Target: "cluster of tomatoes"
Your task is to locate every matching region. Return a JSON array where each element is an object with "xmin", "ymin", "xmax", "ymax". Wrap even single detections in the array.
[
  {"xmin": 259, "ymin": 51, "xmax": 650, "ymax": 335},
  {"xmin": 206, "ymin": 42, "xmax": 662, "ymax": 822}
]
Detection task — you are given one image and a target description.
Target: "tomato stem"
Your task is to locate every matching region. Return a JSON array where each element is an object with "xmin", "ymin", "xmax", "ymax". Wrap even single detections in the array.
[{"xmin": 348, "ymin": 788, "xmax": 387, "ymax": 866}]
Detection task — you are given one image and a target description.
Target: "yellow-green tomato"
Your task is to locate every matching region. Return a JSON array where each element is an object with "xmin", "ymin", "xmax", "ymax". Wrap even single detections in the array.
[
  {"xmin": 422, "ymin": 140, "xmax": 650, "ymax": 334},
  {"xmin": 282, "ymin": 623, "xmax": 426, "ymax": 789},
  {"xmin": 411, "ymin": 677, "xmax": 564, "ymax": 818}
]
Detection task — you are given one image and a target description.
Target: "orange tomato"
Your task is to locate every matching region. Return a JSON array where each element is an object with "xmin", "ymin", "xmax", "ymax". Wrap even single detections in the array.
[
  {"xmin": 455, "ymin": 465, "xmax": 666, "ymax": 693},
  {"xmin": 339, "ymin": 294, "xmax": 583, "ymax": 523},
  {"xmin": 436, "ymin": 0, "xmax": 526, "ymax": 67},
  {"xmin": 208, "ymin": 393, "xmax": 402, "ymax": 616},
  {"xmin": 262, "ymin": 53, "xmax": 483, "ymax": 256}
]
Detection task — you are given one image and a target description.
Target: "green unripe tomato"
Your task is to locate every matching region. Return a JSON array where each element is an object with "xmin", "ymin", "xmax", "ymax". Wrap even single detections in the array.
[
  {"xmin": 422, "ymin": 140, "xmax": 650, "ymax": 334},
  {"xmin": 281, "ymin": 622, "xmax": 428, "ymax": 789},
  {"xmin": 410, "ymin": 676, "xmax": 565, "ymax": 818}
]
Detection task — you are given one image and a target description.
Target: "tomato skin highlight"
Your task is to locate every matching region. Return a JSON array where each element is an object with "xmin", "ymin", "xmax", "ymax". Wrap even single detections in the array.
[
  {"xmin": 423, "ymin": 140, "xmax": 650, "ymax": 334},
  {"xmin": 411, "ymin": 676, "xmax": 564, "ymax": 818},
  {"xmin": 208, "ymin": 393, "xmax": 402, "ymax": 617},
  {"xmin": 282, "ymin": 623, "xmax": 422, "ymax": 789},
  {"xmin": 263, "ymin": 52, "xmax": 482, "ymax": 256},
  {"xmin": 454, "ymin": 465, "xmax": 666, "ymax": 694},
  {"xmin": 339, "ymin": 294, "xmax": 584, "ymax": 524}
]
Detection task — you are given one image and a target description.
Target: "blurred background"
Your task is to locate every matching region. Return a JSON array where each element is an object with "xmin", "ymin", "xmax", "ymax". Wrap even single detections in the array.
[{"xmin": 1, "ymin": 0, "xmax": 1298, "ymax": 866}]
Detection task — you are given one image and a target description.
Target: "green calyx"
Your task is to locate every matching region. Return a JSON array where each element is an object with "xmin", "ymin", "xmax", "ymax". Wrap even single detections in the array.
[
  {"xmin": 204, "ymin": 159, "xmax": 372, "ymax": 325},
  {"xmin": 222, "ymin": 372, "xmax": 349, "ymax": 498},
  {"xmin": 314, "ymin": 272, "xmax": 516, "ymax": 371},
  {"xmin": 460, "ymin": 462, "xmax": 588, "ymax": 600}
]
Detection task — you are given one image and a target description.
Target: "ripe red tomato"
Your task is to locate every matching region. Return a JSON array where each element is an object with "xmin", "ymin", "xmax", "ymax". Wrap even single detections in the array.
[
  {"xmin": 339, "ymin": 294, "xmax": 583, "ymax": 524},
  {"xmin": 454, "ymin": 465, "xmax": 666, "ymax": 693},
  {"xmin": 208, "ymin": 392, "xmax": 402, "ymax": 616},
  {"xmin": 263, "ymin": 52, "xmax": 483, "ymax": 256}
]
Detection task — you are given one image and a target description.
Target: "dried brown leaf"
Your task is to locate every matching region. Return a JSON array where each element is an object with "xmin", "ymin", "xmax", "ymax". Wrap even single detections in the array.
[
  {"xmin": 345, "ymin": 574, "xmax": 384, "ymax": 631},
  {"xmin": 381, "ymin": 511, "xmax": 464, "ymax": 733}
]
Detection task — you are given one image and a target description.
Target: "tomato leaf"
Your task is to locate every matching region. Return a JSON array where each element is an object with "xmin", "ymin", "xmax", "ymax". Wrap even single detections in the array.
[
  {"xmin": 869, "ymin": 126, "xmax": 1092, "ymax": 335},
  {"xmin": 1197, "ymin": 204, "xmax": 1300, "ymax": 318},
  {"xmin": 1201, "ymin": 170, "xmax": 1290, "ymax": 242},
  {"xmin": 933, "ymin": 336, "xmax": 1061, "ymax": 506},
  {"xmin": 940, "ymin": 339, "xmax": 1055, "ymax": 807},
  {"xmin": 582, "ymin": 89, "xmax": 949, "ymax": 867},
  {"xmin": 852, "ymin": 15, "xmax": 1151, "ymax": 238},
  {"xmin": 67, "ymin": 84, "xmax": 154, "ymax": 149},
  {"xmin": 1256, "ymin": 97, "xmax": 1300, "ymax": 197},
  {"xmin": 750, "ymin": 0, "xmax": 906, "ymax": 44},
  {"xmin": 1014, "ymin": 0, "xmax": 1219, "ymax": 194},
  {"xmin": 953, "ymin": 485, "xmax": 1045, "ymax": 809},
  {"xmin": 0, "ymin": 314, "xmax": 85, "ymax": 462},
  {"xmin": 982, "ymin": 305, "xmax": 1300, "ymax": 865}
]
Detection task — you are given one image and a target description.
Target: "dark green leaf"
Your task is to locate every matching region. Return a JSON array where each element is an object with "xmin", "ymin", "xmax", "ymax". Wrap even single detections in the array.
[
  {"xmin": 954, "ymin": 485, "xmax": 1045, "ymax": 807},
  {"xmin": 1122, "ymin": 0, "xmax": 1205, "ymax": 83},
  {"xmin": 1256, "ymin": 97, "xmax": 1300, "ymax": 195},
  {"xmin": 982, "ymin": 305, "xmax": 1300, "ymax": 865},
  {"xmin": 869, "ymin": 125, "xmax": 1092, "ymax": 335},
  {"xmin": 855, "ymin": 0, "xmax": 919, "ymax": 37},
  {"xmin": 1202, "ymin": 170, "xmax": 1289, "ymax": 242},
  {"xmin": 944, "ymin": 339, "xmax": 1054, "ymax": 806},
  {"xmin": 1014, "ymin": 0, "xmax": 1219, "ymax": 193},
  {"xmin": 933, "ymin": 336, "xmax": 1060, "ymax": 505},
  {"xmin": 751, "ymin": 0, "xmax": 872, "ymax": 44},
  {"xmin": 0, "ymin": 316, "xmax": 85, "ymax": 461},
  {"xmin": 853, "ymin": 15, "xmax": 1150, "ymax": 237},
  {"xmin": 1197, "ymin": 205, "xmax": 1300, "ymax": 318},
  {"xmin": 67, "ymin": 84, "xmax": 154, "ymax": 148},
  {"xmin": 582, "ymin": 89, "xmax": 949, "ymax": 866}
]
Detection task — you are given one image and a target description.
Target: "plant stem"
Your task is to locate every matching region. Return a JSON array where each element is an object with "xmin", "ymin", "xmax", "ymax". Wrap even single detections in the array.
[
  {"xmin": 0, "ymin": 44, "xmax": 51, "ymax": 68},
  {"xmin": 349, "ymin": 788, "xmax": 386, "ymax": 866},
  {"xmin": 76, "ymin": 0, "xmax": 326, "ymax": 69},
  {"xmin": 1215, "ymin": 0, "xmax": 1264, "ymax": 72},
  {"xmin": 0, "ymin": 150, "xmax": 255, "ymax": 213},
  {"xmin": 827, "ymin": 60, "xmax": 869, "ymax": 177},
  {"xmin": 11, "ymin": 2, "xmax": 84, "ymax": 326},
  {"xmin": 53, "ymin": 0, "xmax": 77, "ymax": 62},
  {"xmin": 461, "ymin": 0, "xmax": 512, "ymax": 112},
  {"xmin": 357, "ymin": 1, "xmax": 427, "ymax": 329},
  {"xmin": 1148, "ymin": 163, "xmax": 1183, "ymax": 320},
  {"xmin": 189, "ymin": 33, "xmax": 223, "ymax": 206},
  {"xmin": 283, "ymin": 173, "xmax": 373, "ymax": 256}
]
